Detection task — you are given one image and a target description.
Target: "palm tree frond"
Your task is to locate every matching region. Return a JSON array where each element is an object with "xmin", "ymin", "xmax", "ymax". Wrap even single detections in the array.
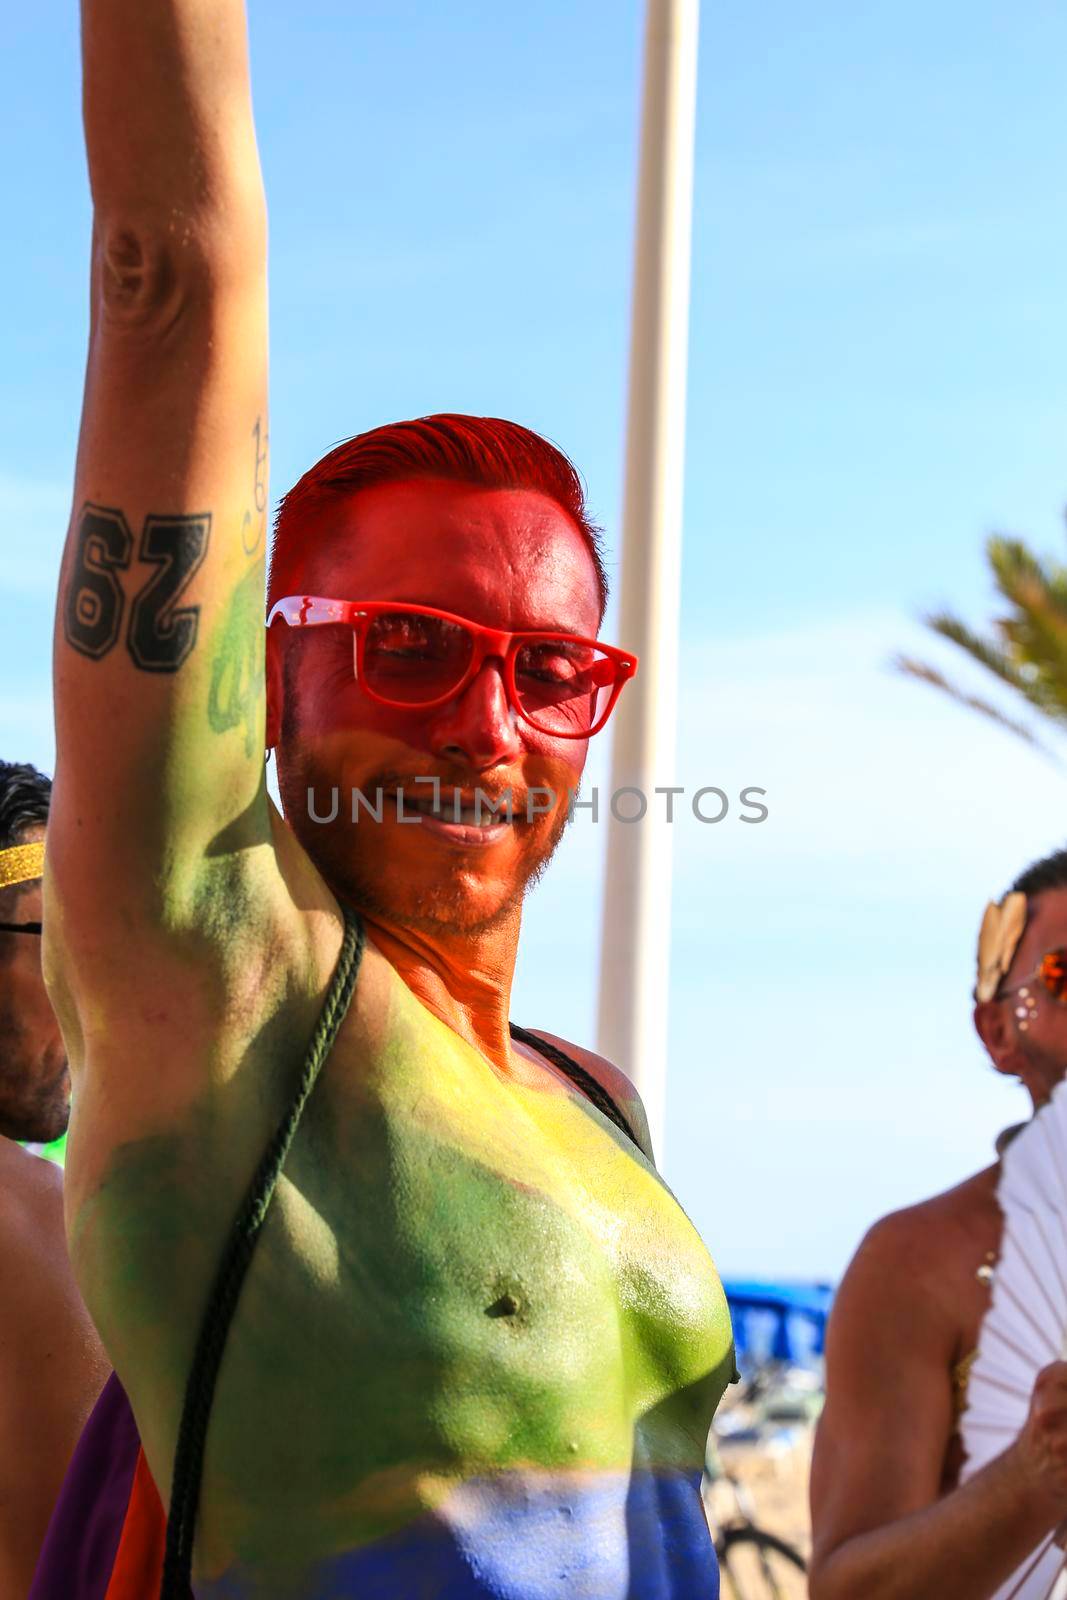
[
  {"xmin": 921, "ymin": 612, "xmax": 1067, "ymax": 719},
  {"xmin": 892, "ymin": 654, "xmax": 1059, "ymax": 759},
  {"xmin": 900, "ymin": 517, "xmax": 1067, "ymax": 761}
]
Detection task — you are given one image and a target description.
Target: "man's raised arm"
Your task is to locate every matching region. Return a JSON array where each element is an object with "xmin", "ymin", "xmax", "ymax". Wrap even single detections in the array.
[{"xmin": 50, "ymin": 0, "xmax": 279, "ymax": 1016}]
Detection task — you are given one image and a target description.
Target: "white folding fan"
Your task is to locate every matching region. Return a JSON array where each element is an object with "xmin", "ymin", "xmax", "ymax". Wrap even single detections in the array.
[{"xmin": 961, "ymin": 1079, "xmax": 1067, "ymax": 1600}]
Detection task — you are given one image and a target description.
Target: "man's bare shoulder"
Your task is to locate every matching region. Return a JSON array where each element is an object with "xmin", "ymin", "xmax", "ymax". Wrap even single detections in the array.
[
  {"xmin": 858, "ymin": 1165, "xmax": 1001, "ymax": 1272},
  {"xmin": 0, "ymin": 1138, "xmax": 106, "ymax": 1355},
  {"xmin": 524, "ymin": 1028, "xmax": 636, "ymax": 1102},
  {"xmin": 0, "ymin": 1139, "xmax": 64, "ymax": 1242},
  {"xmin": 0, "ymin": 1143, "xmax": 109, "ymax": 1593},
  {"xmin": 0, "ymin": 1144, "xmax": 88, "ymax": 1332},
  {"xmin": 831, "ymin": 1165, "xmax": 1002, "ymax": 1361},
  {"xmin": 522, "ymin": 1028, "xmax": 657, "ymax": 1163}
]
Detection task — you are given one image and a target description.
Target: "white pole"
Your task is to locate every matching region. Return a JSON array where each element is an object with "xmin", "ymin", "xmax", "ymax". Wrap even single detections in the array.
[{"xmin": 596, "ymin": 0, "xmax": 700, "ymax": 1164}]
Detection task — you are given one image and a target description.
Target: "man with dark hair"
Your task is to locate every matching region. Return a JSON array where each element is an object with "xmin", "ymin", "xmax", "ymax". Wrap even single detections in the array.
[
  {"xmin": 810, "ymin": 848, "xmax": 1067, "ymax": 1599},
  {"xmin": 0, "ymin": 760, "xmax": 108, "ymax": 1594},
  {"xmin": 41, "ymin": 4, "xmax": 735, "ymax": 1597},
  {"xmin": 0, "ymin": 761, "xmax": 67, "ymax": 1143}
]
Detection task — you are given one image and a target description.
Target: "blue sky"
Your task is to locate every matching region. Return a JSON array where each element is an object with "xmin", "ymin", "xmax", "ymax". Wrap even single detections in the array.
[{"xmin": 6, "ymin": 1, "xmax": 1067, "ymax": 1279}]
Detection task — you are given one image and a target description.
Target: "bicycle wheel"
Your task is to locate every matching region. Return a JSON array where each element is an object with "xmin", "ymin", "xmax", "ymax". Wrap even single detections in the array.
[{"xmin": 716, "ymin": 1525, "xmax": 807, "ymax": 1600}]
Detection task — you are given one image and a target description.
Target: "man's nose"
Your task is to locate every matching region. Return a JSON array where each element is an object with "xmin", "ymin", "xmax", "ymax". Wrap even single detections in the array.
[{"xmin": 428, "ymin": 660, "xmax": 522, "ymax": 770}]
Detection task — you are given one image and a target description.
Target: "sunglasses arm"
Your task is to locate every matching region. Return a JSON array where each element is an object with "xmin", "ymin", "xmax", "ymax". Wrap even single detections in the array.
[{"xmin": 995, "ymin": 968, "xmax": 1057, "ymax": 1002}]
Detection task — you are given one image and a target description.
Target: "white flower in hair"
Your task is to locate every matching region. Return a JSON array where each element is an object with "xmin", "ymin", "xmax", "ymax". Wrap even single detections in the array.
[{"xmin": 975, "ymin": 891, "xmax": 1028, "ymax": 1003}]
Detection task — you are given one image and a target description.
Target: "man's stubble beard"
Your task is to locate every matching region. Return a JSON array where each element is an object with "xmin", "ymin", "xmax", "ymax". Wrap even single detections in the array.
[
  {"xmin": 276, "ymin": 744, "xmax": 570, "ymax": 938},
  {"xmin": 0, "ymin": 1037, "xmax": 71, "ymax": 1143},
  {"xmin": 335, "ymin": 808, "xmax": 568, "ymax": 936}
]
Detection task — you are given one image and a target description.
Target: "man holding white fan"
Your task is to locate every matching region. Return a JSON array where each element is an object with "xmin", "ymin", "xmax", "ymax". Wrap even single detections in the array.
[{"xmin": 810, "ymin": 847, "xmax": 1067, "ymax": 1600}]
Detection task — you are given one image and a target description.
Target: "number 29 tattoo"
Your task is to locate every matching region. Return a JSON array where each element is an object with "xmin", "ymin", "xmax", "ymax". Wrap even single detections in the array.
[{"xmin": 63, "ymin": 504, "xmax": 210, "ymax": 672}]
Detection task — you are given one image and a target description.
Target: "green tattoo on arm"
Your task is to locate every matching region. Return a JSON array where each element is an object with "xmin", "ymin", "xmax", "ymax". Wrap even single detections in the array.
[{"xmin": 207, "ymin": 561, "xmax": 266, "ymax": 757}]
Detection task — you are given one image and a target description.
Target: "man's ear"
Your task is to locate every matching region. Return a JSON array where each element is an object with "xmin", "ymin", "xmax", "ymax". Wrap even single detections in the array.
[
  {"xmin": 975, "ymin": 997, "xmax": 1031, "ymax": 1084},
  {"xmin": 265, "ymin": 627, "xmax": 283, "ymax": 750},
  {"xmin": 974, "ymin": 998, "xmax": 1016, "ymax": 1073}
]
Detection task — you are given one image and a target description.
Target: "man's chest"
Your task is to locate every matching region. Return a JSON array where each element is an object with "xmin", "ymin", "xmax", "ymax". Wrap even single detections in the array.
[
  {"xmin": 71, "ymin": 999, "xmax": 733, "ymax": 1579},
  {"xmin": 221, "ymin": 1017, "xmax": 732, "ymax": 1454}
]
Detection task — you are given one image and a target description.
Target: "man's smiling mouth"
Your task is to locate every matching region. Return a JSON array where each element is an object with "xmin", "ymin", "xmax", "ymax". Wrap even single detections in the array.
[{"xmin": 383, "ymin": 786, "xmax": 519, "ymax": 839}]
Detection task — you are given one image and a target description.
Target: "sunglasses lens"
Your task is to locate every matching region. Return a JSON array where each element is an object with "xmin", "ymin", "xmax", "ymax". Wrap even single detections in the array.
[
  {"xmin": 361, "ymin": 612, "xmax": 473, "ymax": 703},
  {"xmin": 513, "ymin": 641, "xmax": 619, "ymax": 735},
  {"xmin": 357, "ymin": 612, "xmax": 622, "ymax": 733},
  {"xmin": 1040, "ymin": 950, "xmax": 1067, "ymax": 1000}
]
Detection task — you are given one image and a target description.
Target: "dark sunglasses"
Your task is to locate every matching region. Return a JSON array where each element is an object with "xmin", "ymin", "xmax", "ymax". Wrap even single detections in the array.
[{"xmin": 0, "ymin": 921, "xmax": 42, "ymax": 936}]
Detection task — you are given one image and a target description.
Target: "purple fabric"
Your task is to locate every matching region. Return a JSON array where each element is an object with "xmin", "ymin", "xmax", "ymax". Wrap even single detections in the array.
[{"xmin": 29, "ymin": 1372, "xmax": 140, "ymax": 1600}]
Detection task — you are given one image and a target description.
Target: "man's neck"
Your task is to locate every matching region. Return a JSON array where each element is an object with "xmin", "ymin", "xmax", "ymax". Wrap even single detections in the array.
[{"xmin": 361, "ymin": 906, "xmax": 522, "ymax": 1072}]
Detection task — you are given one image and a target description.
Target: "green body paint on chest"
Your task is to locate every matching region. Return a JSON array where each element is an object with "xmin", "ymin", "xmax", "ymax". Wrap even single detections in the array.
[{"xmin": 72, "ymin": 971, "xmax": 734, "ymax": 1575}]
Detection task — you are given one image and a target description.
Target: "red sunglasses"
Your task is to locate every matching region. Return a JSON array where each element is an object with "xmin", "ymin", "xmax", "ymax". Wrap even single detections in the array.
[{"xmin": 266, "ymin": 597, "xmax": 638, "ymax": 739}]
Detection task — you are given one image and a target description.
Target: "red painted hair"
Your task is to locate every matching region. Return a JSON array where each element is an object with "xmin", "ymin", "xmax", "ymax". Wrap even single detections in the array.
[{"xmin": 268, "ymin": 414, "xmax": 608, "ymax": 619}]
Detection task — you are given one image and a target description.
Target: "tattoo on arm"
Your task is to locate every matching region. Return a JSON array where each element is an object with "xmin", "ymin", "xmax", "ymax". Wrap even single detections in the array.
[
  {"xmin": 207, "ymin": 562, "xmax": 266, "ymax": 757},
  {"xmin": 64, "ymin": 503, "xmax": 210, "ymax": 673},
  {"xmin": 63, "ymin": 505, "xmax": 134, "ymax": 659},
  {"xmin": 127, "ymin": 514, "xmax": 210, "ymax": 671},
  {"xmin": 214, "ymin": 416, "xmax": 269, "ymax": 752},
  {"xmin": 241, "ymin": 416, "xmax": 269, "ymax": 556}
]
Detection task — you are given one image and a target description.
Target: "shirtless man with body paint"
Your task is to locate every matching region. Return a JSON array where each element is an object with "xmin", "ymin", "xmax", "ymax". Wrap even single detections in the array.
[
  {"xmin": 809, "ymin": 848, "xmax": 1067, "ymax": 1600},
  {"xmin": 0, "ymin": 762, "xmax": 107, "ymax": 1596},
  {"xmin": 43, "ymin": 5, "xmax": 735, "ymax": 1596}
]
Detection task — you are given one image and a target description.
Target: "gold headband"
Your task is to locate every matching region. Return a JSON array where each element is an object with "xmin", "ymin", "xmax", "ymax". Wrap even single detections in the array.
[
  {"xmin": 0, "ymin": 841, "xmax": 45, "ymax": 890},
  {"xmin": 975, "ymin": 891, "xmax": 1028, "ymax": 1002}
]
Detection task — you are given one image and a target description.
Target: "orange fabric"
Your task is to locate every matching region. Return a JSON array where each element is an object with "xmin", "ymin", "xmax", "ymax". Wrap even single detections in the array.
[{"xmin": 105, "ymin": 1449, "xmax": 168, "ymax": 1600}]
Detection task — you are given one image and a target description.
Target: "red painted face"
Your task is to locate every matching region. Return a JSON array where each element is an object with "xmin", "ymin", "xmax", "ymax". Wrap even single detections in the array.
[{"xmin": 270, "ymin": 479, "xmax": 602, "ymax": 934}]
